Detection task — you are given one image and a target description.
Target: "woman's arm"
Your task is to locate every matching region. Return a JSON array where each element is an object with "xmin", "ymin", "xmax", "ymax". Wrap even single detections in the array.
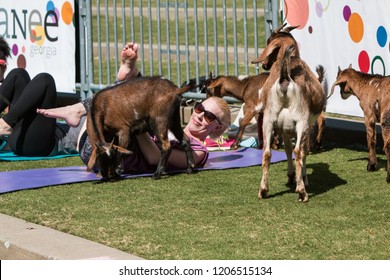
[{"xmin": 135, "ymin": 133, "xmax": 206, "ymax": 169}]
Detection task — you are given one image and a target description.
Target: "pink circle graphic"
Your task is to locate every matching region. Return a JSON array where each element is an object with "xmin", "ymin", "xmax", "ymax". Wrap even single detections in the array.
[
  {"xmin": 358, "ymin": 50, "xmax": 370, "ymax": 73},
  {"xmin": 284, "ymin": 0, "xmax": 309, "ymax": 29},
  {"xmin": 343, "ymin": 6, "xmax": 351, "ymax": 21}
]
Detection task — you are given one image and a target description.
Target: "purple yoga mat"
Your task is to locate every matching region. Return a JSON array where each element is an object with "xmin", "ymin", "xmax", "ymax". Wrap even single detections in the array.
[{"xmin": 0, "ymin": 148, "xmax": 288, "ymax": 194}]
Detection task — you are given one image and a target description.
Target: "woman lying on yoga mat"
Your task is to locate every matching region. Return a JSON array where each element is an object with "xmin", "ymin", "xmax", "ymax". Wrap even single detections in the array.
[{"xmin": 0, "ymin": 36, "xmax": 231, "ymax": 172}]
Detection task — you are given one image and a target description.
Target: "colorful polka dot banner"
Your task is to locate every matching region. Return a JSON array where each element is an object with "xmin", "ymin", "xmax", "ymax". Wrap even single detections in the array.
[
  {"xmin": 283, "ymin": 0, "xmax": 390, "ymax": 117},
  {"xmin": 2, "ymin": 1, "xmax": 76, "ymax": 93}
]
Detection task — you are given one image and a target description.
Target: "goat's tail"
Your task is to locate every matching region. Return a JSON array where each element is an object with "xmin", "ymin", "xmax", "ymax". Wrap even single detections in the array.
[
  {"xmin": 316, "ymin": 65, "xmax": 325, "ymax": 84},
  {"xmin": 279, "ymin": 45, "xmax": 294, "ymax": 93},
  {"xmin": 176, "ymin": 80, "xmax": 199, "ymax": 95}
]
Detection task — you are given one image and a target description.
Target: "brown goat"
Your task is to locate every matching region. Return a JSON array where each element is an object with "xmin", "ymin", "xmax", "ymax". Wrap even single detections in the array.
[
  {"xmin": 251, "ymin": 25, "xmax": 326, "ymax": 202},
  {"xmin": 329, "ymin": 65, "xmax": 390, "ymax": 182},
  {"xmin": 87, "ymin": 76, "xmax": 196, "ymax": 180},
  {"xmin": 205, "ymin": 71, "xmax": 270, "ymax": 149}
]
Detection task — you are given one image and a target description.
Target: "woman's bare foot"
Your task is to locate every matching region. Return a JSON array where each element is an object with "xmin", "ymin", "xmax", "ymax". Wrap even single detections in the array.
[
  {"xmin": 0, "ymin": 118, "xmax": 12, "ymax": 136},
  {"xmin": 37, "ymin": 103, "xmax": 86, "ymax": 128},
  {"xmin": 117, "ymin": 42, "xmax": 139, "ymax": 81}
]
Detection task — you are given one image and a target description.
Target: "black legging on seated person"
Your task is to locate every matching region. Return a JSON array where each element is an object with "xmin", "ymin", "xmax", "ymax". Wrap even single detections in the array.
[{"xmin": 0, "ymin": 68, "xmax": 57, "ymax": 156}]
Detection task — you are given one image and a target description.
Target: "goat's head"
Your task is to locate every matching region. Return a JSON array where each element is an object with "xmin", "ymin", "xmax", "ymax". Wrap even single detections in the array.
[
  {"xmin": 251, "ymin": 23, "xmax": 299, "ymax": 70},
  {"xmin": 94, "ymin": 140, "xmax": 133, "ymax": 181},
  {"xmin": 328, "ymin": 64, "xmax": 354, "ymax": 100},
  {"xmin": 205, "ymin": 71, "xmax": 223, "ymax": 98}
]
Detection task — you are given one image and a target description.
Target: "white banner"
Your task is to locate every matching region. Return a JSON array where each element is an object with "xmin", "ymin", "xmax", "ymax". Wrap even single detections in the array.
[
  {"xmin": 0, "ymin": 0, "xmax": 76, "ymax": 93},
  {"xmin": 282, "ymin": 0, "xmax": 390, "ymax": 117}
]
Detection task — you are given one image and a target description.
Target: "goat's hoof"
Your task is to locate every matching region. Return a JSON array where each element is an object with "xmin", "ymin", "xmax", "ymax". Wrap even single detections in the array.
[
  {"xmin": 367, "ymin": 163, "xmax": 376, "ymax": 172},
  {"xmin": 298, "ymin": 192, "xmax": 309, "ymax": 203},
  {"xmin": 186, "ymin": 167, "xmax": 194, "ymax": 174},
  {"xmin": 287, "ymin": 173, "xmax": 296, "ymax": 185},
  {"xmin": 258, "ymin": 189, "xmax": 269, "ymax": 199},
  {"xmin": 231, "ymin": 144, "xmax": 239, "ymax": 150},
  {"xmin": 152, "ymin": 172, "xmax": 161, "ymax": 180}
]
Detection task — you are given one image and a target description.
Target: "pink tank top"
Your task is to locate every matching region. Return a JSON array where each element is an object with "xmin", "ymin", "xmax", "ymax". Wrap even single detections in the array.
[{"xmin": 122, "ymin": 136, "xmax": 208, "ymax": 174}]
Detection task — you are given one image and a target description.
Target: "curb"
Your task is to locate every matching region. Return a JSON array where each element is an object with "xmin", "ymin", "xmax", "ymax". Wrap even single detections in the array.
[{"xmin": 0, "ymin": 213, "xmax": 143, "ymax": 260}]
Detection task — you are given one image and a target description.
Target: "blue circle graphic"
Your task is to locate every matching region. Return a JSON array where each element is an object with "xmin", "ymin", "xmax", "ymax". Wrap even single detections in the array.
[{"xmin": 377, "ymin": 26, "xmax": 387, "ymax": 48}]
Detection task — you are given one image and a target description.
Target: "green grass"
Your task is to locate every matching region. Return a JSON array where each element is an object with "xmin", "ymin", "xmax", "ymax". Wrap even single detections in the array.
[{"xmin": 1, "ymin": 142, "xmax": 390, "ymax": 259}]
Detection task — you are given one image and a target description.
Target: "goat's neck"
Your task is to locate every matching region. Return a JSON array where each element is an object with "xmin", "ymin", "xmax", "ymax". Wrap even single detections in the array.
[{"xmin": 347, "ymin": 71, "xmax": 382, "ymax": 100}]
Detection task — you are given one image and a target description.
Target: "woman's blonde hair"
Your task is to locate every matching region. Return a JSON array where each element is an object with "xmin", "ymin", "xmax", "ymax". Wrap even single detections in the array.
[{"xmin": 208, "ymin": 96, "xmax": 231, "ymax": 139}]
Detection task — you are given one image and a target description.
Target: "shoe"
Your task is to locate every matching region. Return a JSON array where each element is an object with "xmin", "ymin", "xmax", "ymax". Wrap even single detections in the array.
[
  {"xmin": 239, "ymin": 137, "xmax": 258, "ymax": 148},
  {"xmin": 204, "ymin": 135, "xmax": 235, "ymax": 151}
]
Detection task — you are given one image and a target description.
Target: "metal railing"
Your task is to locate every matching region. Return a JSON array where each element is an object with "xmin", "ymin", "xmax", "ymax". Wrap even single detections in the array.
[{"xmin": 77, "ymin": 0, "xmax": 279, "ymax": 100}]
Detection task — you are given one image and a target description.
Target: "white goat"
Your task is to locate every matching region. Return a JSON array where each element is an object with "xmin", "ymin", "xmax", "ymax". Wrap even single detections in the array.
[{"xmin": 252, "ymin": 25, "xmax": 326, "ymax": 202}]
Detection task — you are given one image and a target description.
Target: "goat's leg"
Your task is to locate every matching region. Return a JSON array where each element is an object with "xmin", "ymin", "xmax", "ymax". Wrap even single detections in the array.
[
  {"xmin": 257, "ymin": 113, "xmax": 264, "ymax": 149},
  {"xmin": 232, "ymin": 111, "xmax": 257, "ymax": 149},
  {"xmin": 294, "ymin": 125, "xmax": 309, "ymax": 202},
  {"xmin": 117, "ymin": 130, "xmax": 132, "ymax": 176},
  {"xmin": 153, "ymin": 130, "xmax": 171, "ymax": 179},
  {"xmin": 364, "ymin": 116, "xmax": 377, "ymax": 171},
  {"xmin": 282, "ymin": 133, "xmax": 295, "ymax": 185},
  {"xmin": 180, "ymin": 136, "xmax": 195, "ymax": 174},
  {"xmin": 259, "ymin": 118, "xmax": 273, "ymax": 199},
  {"xmin": 315, "ymin": 112, "xmax": 326, "ymax": 150},
  {"xmin": 170, "ymin": 112, "xmax": 195, "ymax": 173},
  {"xmin": 380, "ymin": 114, "xmax": 390, "ymax": 182}
]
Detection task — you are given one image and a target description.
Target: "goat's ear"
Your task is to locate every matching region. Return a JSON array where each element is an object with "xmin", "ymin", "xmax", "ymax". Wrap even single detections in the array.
[
  {"xmin": 113, "ymin": 144, "xmax": 133, "ymax": 155},
  {"xmin": 207, "ymin": 79, "xmax": 222, "ymax": 89},
  {"xmin": 348, "ymin": 64, "xmax": 353, "ymax": 69},
  {"xmin": 251, "ymin": 41, "xmax": 280, "ymax": 64}
]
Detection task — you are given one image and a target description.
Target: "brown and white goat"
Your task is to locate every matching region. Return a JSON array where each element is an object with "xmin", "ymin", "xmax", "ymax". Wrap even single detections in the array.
[
  {"xmin": 252, "ymin": 26, "xmax": 326, "ymax": 202},
  {"xmin": 205, "ymin": 71, "xmax": 270, "ymax": 149},
  {"xmin": 329, "ymin": 65, "xmax": 390, "ymax": 182},
  {"xmin": 87, "ymin": 76, "xmax": 196, "ymax": 180}
]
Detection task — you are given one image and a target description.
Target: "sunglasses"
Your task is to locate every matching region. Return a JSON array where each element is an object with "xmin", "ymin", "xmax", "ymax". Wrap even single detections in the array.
[{"xmin": 194, "ymin": 102, "xmax": 221, "ymax": 124}]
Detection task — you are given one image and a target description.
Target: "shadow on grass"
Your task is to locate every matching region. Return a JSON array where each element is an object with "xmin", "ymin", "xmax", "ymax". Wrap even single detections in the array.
[{"xmin": 265, "ymin": 162, "xmax": 348, "ymax": 200}]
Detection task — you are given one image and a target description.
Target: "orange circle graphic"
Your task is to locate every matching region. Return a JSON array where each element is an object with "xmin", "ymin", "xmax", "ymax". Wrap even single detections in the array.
[
  {"xmin": 61, "ymin": 1, "xmax": 74, "ymax": 25},
  {"xmin": 348, "ymin": 13, "xmax": 364, "ymax": 43}
]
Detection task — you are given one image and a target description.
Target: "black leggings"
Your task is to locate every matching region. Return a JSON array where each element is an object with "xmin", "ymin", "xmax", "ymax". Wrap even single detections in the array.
[{"xmin": 0, "ymin": 68, "xmax": 57, "ymax": 156}]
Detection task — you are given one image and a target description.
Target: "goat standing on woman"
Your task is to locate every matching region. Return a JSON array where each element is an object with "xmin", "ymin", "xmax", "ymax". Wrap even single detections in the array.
[
  {"xmin": 251, "ymin": 24, "xmax": 326, "ymax": 202},
  {"xmin": 328, "ymin": 65, "xmax": 390, "ymax": 182},
  {"xmin": 87, "ymin": 77, "xmax": 197, "ymax": 180}
]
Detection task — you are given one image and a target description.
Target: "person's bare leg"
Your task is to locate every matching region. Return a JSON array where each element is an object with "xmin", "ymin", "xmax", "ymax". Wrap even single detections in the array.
[
  {"xmin": 0, "ymin": 118, "xmax": 12, "ymax": 136},
  {"xmin": 36, "ymin": 102, "xmax": 86, "ymax": 127},
  {"xmin": 117, "ymin": 42, "xmax": 139, "ymax": 81}
]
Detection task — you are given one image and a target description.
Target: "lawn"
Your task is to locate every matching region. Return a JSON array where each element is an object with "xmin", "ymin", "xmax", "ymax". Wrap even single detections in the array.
[{"xmin": 0, "ymin": 141, "xmax": 389, "ymax": 259}]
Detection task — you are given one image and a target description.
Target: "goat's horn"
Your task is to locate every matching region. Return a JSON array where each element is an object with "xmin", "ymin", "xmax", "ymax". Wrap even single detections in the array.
[
  {"xmin": 273, "ymin": 23, "xmax": 287, "ymax": 34},
  {"xmin": 109, "ymin": 138, "xmax": 115, "ymax": 148},
  {"xmin": 327, "ymin": 82, "xmax": 338, "ymax": 99},
  {"xmin": 283, "ymin": 25, "xmax": 299, "ymax": 33}
]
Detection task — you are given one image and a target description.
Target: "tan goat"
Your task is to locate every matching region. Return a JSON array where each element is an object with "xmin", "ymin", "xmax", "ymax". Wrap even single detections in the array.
[
  {"xmin": 329, "ymin": 65, "xmax": 390, "ymax": 182},
  {"xmin": 205, "ymin": 71, "xmax": 270, "ymax": 149},
  {"xmin": 251, "ymin": 25, "xmax": 326, "ymax": 202}
]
